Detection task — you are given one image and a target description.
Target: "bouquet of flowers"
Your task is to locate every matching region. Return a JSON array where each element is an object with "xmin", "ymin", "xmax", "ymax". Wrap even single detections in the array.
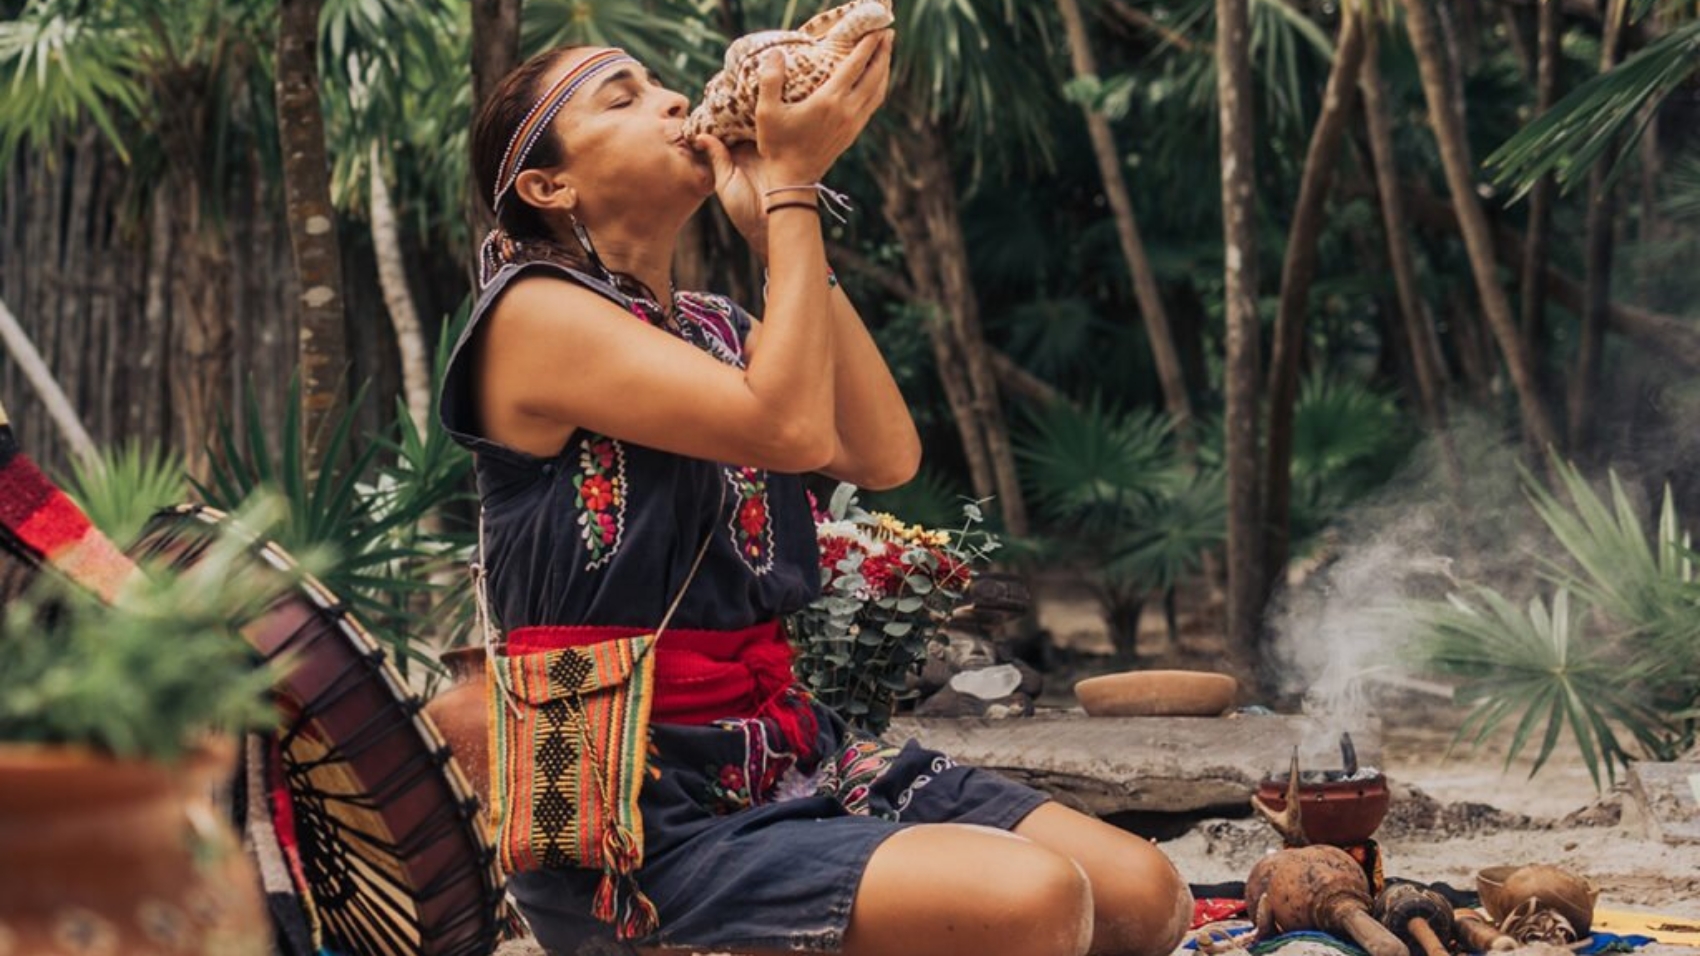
[{"xmin": 786, "ymin": 483, "xmax": 1000, "ymax": 733}]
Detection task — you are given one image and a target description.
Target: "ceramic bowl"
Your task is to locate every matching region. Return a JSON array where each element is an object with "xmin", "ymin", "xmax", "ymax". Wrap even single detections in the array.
[{"xmin": 1073, "ymin": 670, "xmax": 1238, "ymax": 717}]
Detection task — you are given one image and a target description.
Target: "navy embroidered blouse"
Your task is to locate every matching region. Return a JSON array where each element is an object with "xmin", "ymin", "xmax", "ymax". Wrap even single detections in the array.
[{"xmin": 438, "ymin": 260, "xmax": 821, "ymax": 634}]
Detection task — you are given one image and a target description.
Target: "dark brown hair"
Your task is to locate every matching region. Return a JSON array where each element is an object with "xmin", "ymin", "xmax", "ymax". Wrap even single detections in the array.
[{"xmin": 470, "ymin": 46, "xmax": 662, "ymax": 304}]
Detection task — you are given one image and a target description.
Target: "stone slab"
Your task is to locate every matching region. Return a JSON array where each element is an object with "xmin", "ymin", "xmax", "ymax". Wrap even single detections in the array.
[
  {"xmin": 884, "ymin": 711, "xmax": 1384, "ymax": 816},
  {"xmin": 1630, "ymin": 761, "xmax": 1700, "ymax": 845}
]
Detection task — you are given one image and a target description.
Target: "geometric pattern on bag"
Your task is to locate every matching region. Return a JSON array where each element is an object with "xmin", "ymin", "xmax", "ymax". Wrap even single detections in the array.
[
  {"xmin": 489, "ymin": 633, "xmax": 655, "ymax": 878},
  {"xmin": 475, "ymin": 481, "xmax": 721, "ymax": 941}
]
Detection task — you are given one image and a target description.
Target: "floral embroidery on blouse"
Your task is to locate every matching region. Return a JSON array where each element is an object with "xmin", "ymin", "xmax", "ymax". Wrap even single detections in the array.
[
  {"xmin": 572, "ymin": 434, "xmax": 627, "ymax": 570},
  {"xmin": 697, "ymin": 717, "xmax": 796, "ymax": 815},
  {"xmin": 675, "ymin": 292, "xmax": 746, "ymax": 367},
  {"xmin": 724, "ymin": 464, "xmax": 775, "ymax": 575},
  {"xmin": 814, "ymin": 734, "xmax": 907, "ymax": 820}
]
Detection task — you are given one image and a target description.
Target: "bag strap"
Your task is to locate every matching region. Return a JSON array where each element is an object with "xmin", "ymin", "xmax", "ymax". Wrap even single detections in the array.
[{"xmin": 473, "ymin": 474, "xmax": 728, "ymax": 649}]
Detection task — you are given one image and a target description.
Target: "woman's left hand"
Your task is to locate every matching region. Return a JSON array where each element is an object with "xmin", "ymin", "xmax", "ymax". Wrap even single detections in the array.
[{"xmin": 693, "ymin": 134, "xmax": 772, "ymax": 263}]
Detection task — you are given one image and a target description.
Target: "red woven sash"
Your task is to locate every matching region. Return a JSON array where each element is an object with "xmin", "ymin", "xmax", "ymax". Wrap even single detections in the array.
[{"xmin": 507, "ymin": 620, "xmax": 818, "ymax": 760}]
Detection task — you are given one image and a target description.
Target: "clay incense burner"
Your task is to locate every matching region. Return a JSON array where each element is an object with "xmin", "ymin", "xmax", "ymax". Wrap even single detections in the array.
[{"xmin": 1252, "ymin": 735, "xmax": 1390, "ymax": 847}]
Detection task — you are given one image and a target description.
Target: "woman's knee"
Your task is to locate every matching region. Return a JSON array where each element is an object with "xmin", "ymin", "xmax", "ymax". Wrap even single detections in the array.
[
  {"xmin": 1088, "ymin": 839, "xmax": 1193, "ymax": 956},
  {"xmin": 1002, "ymin": 843, "xmax": 1097, "ymax": 956},
  {"xmin": 849, "ymin": 824, "xmax": 1094, "ymax": 956}
]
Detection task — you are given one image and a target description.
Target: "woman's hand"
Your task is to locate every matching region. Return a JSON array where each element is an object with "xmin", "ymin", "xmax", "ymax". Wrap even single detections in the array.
[{"xmin": 693, "ymin": 29, "xmax": 895, "ymax": 257}]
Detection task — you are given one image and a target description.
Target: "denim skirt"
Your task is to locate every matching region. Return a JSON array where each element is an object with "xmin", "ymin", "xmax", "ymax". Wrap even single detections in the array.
[{"xmin": 505, "ymin": 697, "xmax": 1051, "ymax": 955}]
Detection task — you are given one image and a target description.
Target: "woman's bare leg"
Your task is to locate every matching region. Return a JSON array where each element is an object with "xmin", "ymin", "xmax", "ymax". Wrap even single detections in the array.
[
  {"xmin": 1013, "ymin": 803, "xmax": 1194, "ymax": 956},
  {"xmin": 839, "ymin": 822, "xmax": 1095, "ymax": 956}
]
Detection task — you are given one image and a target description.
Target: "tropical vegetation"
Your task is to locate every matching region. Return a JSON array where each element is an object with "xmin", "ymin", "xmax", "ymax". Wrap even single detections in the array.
[{"xmin": 3, "ymin": 0, "xmax": 1699, "ymax": 770}]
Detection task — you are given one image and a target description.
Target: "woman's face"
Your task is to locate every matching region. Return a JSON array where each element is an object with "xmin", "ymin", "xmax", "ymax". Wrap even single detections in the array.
[{"xmin": 540, "ymin": 47, "xmax": 714, "ymax": 224}]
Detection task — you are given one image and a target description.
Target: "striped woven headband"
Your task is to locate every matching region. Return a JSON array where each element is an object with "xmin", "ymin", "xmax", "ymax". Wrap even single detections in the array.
[{"xmin": 492, "ymin": 49, "xmax": 638, "ymax": 211}]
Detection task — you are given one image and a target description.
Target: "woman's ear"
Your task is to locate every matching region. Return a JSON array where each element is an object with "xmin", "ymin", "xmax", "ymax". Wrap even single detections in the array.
[{"xmin": 512, "ymin": 168, "xmax": 578, "ymax": 214}]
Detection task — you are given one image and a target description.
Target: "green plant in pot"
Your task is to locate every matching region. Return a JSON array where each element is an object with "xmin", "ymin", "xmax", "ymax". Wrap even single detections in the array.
[{"xmin": 0, "ymin": 497, "xmax": 307, "ymax": 955}]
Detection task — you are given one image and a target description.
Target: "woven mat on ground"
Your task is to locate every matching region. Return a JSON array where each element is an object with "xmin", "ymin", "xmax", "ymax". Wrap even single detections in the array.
[{"xmin": 1594, "ymin": 910, "xmax": 1700, "ymax": 948}]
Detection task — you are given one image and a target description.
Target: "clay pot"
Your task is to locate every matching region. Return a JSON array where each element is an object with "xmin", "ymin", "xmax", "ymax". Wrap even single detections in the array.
[
  {"xmin": 1073, "ymin": 669, "xmax": 1239, "ymax": 717},
  {"xmin": 1477, "ymin": 864, "xmax": 1598, "ymax": 934},
  {"xmin": 423, "ymin": 646, "xmax": 491, "ymax": 814},
  {"xmin": 1254, "ymin": 772, "xmax": 1392, "ymax": 846},
  {"xmin": 0, "ymin": 739, "xmax": 269, "ymax": 955}
]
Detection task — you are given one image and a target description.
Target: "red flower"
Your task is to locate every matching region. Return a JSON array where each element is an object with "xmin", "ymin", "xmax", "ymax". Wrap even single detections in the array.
[
  {"xmin": 739, "ymin": 498, "xmax": 767, "ymax": 537},
  {"xmin": 936, "ymin": 554, "xmax": 971, "ymax": 589},
  {"xmin": 593, "ymin": 443, "xmax": 616, "ymax": 469},
  {"xmin": 818, "ymin": 537, "xmax": 851, "ymax": 570},
  {"xmin": 598, "ymin": 512, "xmax": 617, "ymax": 544},
  {"xmin": 580, "ymin": 475, "xmax": 614, "ymax": 510},
  {"xmin": 861, "ymin": 548, "xmax": 904, "ymax": 596},
  {"xmin": 718, "ymin": 765, "xmax": 745, "ymax": 792}
]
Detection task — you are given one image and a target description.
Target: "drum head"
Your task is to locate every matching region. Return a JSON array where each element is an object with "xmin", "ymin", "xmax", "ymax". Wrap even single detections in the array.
[{"xmin": 133, "ymin": 504, "xmax": 503, "ymax": 956}]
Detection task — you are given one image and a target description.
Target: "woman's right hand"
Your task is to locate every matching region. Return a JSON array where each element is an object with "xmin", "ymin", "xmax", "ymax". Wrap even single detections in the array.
[{"xmin": 751, "ymin": 30, "xmax": 894, "ymax": 187}]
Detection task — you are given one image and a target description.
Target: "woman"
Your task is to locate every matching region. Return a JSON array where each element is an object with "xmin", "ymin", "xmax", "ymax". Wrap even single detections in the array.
[{"xmin": 441, "ymin": 32, "xmax": 1194, "ymax": 956}]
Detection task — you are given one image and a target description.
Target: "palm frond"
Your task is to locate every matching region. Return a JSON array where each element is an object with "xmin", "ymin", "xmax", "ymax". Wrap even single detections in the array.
[
  {"xmin": 1013, "ymin": 394, "xmax": 1179, "ymax": 528},
  {"xmin": 57, "ymin": 441, "xmax": 188, "ymax": 548},
  {"xmin": 1409, "ymin": 584, "xmax": 1666, "ymax": 788},
  {"xmin": 1484, "ymin": 20, "xmax": 1700, "ymax": 199},
  {"xmin": 0, "ymin": 0, "xmax": 147, "ymax": 165}
]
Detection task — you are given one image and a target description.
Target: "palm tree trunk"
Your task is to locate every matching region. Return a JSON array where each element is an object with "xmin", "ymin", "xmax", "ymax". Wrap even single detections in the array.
[
  {"xmin": 1518, "ymin": 0, "xmax": 1562, "ymax": 351},
  {"xmin": 277, "ymin": 0, "xmax": 350, "ymax": 475},
  {"xmin": 471, "ymin": 0, "xmax": 524, "ymax": 111},
  {"xmin": 0, "ymin": 296, "xmax": 96, "ymax": 466},
  {"xmin": 1218, "ymin": 0, "xmax": 1264, "ymax": 655},
  {"xmin": 368, "ymin": 143, "xmax": 432, "ymax": 434},
  {"xmin": 1570, "ymin": 0, "xmax": 1628, "ymax": 452},
  {"xmin": 872, "ymin": 161, "xmax": 999, "ymax": 507},
  {"xmin": 875, "ymin": 110, "xmax": 1029, "ymax": 536},
  {"xmin": 1054, "ymin": 0, "xmax": 1193, "ymax": 433},
  {"xmin": 1264, "ymin": 0, "xmax": 1368, "ymax": 582},
  {"xmin": 1360, "ymin": 23, "xmax": 1450, "ymax": 430},
  {"xmin": 169, "ymin": 185, "xmax": 233, "ymax": 482},
  {"xmin": 1398, "ymin": 0, "xmax": 1559, "ymax": 453}
]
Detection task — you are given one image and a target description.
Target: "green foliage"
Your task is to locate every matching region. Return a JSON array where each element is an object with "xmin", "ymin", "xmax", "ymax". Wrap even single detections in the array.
[
  {"xmin": 196, "ymin": 367, "xmax": 473, "ymax": 671},
  {"xmin": 1409, "ymin": 455, "xmax": 1700, "ymax": 788},
  {"xmin": 0, "ymin": 0, "xmax": 146, "ymax": 164},
  {"xmin": 1485, "ymin": 21, "xmax": 1700, "ymax": 197},
  {"xmin": 59, "ymin": 441, "xmax": 188, "ymax": 548},
  {"xmin": 0, "ymin": 497, "xmax": 299, "ymax": 760},
  {"xmin": 861, "ymin": 467, "xmax": 971, "ymax": 532},
  {"xmin": 1409, "ymin": 586, "xmax": 1661, "ymax": 788},
  {"xmin": 1014, "ymin": 397, "xmax": 1221, "ymax": 652},
  {"xmin": 522, "ymin": 0, "xmax": 721, "ymax": 89},
  {"xmin": 1289, "ymin": 376, "xmax": 1413, "ymax": 542},
  {"xmin": 788, "ymin": 483, "xmax": 999, "ymax": 733}
]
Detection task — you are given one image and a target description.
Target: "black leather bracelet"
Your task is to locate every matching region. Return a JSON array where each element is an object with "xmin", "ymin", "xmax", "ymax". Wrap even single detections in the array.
[{"xmin": 764, "ymin": 201, "xmax": 821, "ymax": 216}]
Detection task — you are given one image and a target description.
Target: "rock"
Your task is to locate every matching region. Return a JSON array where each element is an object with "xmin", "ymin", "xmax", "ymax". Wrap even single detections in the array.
[
  {"xmin": 1013, "ymin": 659, "xmax": 1044, "ymax": 698},
  {"xmin": 1629, "ymin": 761, "xmax": 1700, "ymax": 845},
  {"xmin": 940, "ymin": 631, "xmax": 998, "ymax": 670},
  {"xmin": 950, "ymin": 663, "xmax": 1023, "ymax": 700},
  {"xmin": 885, "ymin": 712, "xmax": 1384, "ymax": 815},
  {"xmin": 918, "ymin": 655, "xmax": 955, "ymax": 694},
  {"xmin": 914, "ymin": 687, "xmax": 1034, "ymax": 719}
]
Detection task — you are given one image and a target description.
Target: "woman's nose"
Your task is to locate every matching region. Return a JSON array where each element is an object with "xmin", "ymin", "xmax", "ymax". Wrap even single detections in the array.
[{"xmin": 663, "ymin": 91, "xmax": 688, "ymax": 117}]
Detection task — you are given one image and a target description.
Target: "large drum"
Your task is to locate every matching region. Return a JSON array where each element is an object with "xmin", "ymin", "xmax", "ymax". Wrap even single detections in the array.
[{"xmin": 131, "ymin": 504, "xmax": 504, "ymax": 956}]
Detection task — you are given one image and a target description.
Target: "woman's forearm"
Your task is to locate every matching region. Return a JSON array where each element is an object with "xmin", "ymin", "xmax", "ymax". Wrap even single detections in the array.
[
  {"xmin": 819, "ymin": 284, "xmax": 922, "ymax": 489},
  {"xmin": 742, "ymin": 207, "xmax": 837, "ymax": 466}
]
